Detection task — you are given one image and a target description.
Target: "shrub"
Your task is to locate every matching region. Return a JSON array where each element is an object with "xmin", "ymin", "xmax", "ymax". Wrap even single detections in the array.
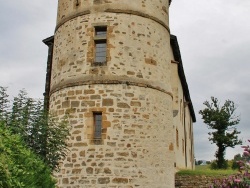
[
  {"xmin": 210, "ymin": 160, "xmax": 229, "ymax": 170},
  {"xmin": 210, "ymin": 140, "xmax": 250, "ymax": 188},
  {"xmin": 0, "ymin": 87, "xmax": 70, "ymax": 171},
  {"xmin": 231, "ymin": 153, "xmax": 247, "ymax": 170},
  {"xmin": 0, "ymin": 122, "xmax": 56, "ymax": 188}
]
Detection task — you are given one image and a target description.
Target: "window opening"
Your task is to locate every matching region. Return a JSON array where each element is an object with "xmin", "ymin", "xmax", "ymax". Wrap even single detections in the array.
[
  {"xmin": 182, "ymin": 139, "xmax": 185, "ymax": 155},
  {"xmin": 176, "ymin": 129, "xmax": 179, "ymax": 148},
  {"xmin": 93, "ymin": 112, "xmax": 102, "ymax": 144},
  {"xmin": 94, "ymin": 26, "xmax": 107, "ymax": 65},
  {"xmin": 95, "ymin": 27, "xmax": 107, "ymax": 37},
  {"xmin": 95, "ymin": 42, "xmax": 107, "ymax": 63}
]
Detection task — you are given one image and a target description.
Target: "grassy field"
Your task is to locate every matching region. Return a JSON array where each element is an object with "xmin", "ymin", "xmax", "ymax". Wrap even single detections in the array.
[{"xmin": 177, "ymin": 165, "xmax": 238, "ymax": 176}]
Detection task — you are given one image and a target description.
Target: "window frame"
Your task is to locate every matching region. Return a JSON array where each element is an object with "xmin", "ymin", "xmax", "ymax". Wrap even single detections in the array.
[{"xmin": 93, "ymin": 26, "xmax": 107, "ymax": 66}]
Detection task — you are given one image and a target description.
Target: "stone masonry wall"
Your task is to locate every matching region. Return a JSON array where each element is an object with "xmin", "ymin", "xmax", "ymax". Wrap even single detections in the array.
[
  {"xmin": 50, "ymin": 0, "xmax": 176, "ymax": 187},
  {"xmin": 51, "ymin": 84, "xmax": 175, "ymax": 187},
  {"xmin": 51, "ymin": 13, "xmax": 171, "ymax": 95},
  {"xmin": 56, "ymin": 0, "xmax": 170, "ymax": 31}
]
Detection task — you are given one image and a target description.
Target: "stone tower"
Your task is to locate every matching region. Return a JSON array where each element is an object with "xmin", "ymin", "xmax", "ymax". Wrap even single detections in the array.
[{"xmin": 43, "ymin": 0, "xmax": 195, "ymax": 187}]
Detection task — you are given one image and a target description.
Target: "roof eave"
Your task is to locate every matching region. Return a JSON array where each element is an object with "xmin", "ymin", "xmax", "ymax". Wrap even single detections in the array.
[{"xmin": 170, "ymin": 34, "xmax": 196, "ymax": 122}]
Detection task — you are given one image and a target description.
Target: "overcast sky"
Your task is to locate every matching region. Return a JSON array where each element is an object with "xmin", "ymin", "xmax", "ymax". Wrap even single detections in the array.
[{"xmin": 0, "ymin": 0, "xmax": 249, "ymax": 161}]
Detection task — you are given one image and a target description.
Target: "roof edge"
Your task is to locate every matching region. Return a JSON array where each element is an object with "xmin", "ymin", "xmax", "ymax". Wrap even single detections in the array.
[
  {"xmin": 43, "ymin": 36, "xmax": 54, "ymax": 46},
  {"xmin": 170, "ymin": 34, "xmax": 196, "ymax": 122}
]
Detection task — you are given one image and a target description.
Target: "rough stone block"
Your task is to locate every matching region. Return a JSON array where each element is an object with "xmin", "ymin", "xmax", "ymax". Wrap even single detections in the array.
[
  {"xmin": 117, "ymin": 103, "xmax": 130, "ymax": 108},
  {"xmin": 102, "ymin": 99, "xmax": 114, "ymax": 106},
  {"xmin": 98, "ymin": 177, "xmax": 110, "ymax": 184},
  {"xmin": 112, "ymin": 178, "xmax": 129, "ymax": 184}
]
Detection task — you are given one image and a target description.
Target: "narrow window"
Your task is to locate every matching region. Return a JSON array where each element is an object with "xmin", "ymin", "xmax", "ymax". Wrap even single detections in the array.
[
  {"xmin": 176, "ymin": 129, "xmax": 179, "ymax": 148},
  {"xmin": 95, "ymin": 27, "xmax": 107, "ymax": 38},
  {"xmin": 182, "ymin": 139, "xmax": 185, "ymax": 155},
  {"xmin": 94, "ymin": 26, "xmax": 107, "ymax": 65},
  {"xmin": 93, "ymin": 112, "xmax": 102, "ymax": 144},
  {"xmin": 95, "ymin": 42, "xmax": 107, "ymax": 62},
  {"xmin": 180, "ymin": 99, "xmax": 182, "ymax": 121}
]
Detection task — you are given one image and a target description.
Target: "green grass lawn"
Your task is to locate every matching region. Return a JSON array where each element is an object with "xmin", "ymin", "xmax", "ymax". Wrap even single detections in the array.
[{"xmin": 177, "ymin": 165, "xmax": 238, "ymax": 176}]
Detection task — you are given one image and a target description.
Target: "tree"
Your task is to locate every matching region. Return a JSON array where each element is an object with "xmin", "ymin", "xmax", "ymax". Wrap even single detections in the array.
[
  {"xmin": 199, "ymin": 97, "xmax": 242, "ymax": 169},
  {"xmin": 196, "ymin": 160, "xmax": 204, "ymax": 165},
  {"xmin": 231, "ymin": 153, "xmax": 242, "ymax": 170},
  {"xmin": 0, "ymin": 86, "xmax": 9, "ymax": 123},
  {"xmin": 0, "ymin": 122, "xmax": 56, "ymax": 188},
  {"xmin": 32, "ymin": 112, "xmax": 70, "ymax": 171},
  {"xmin": 0, "ymin": 87, "xmax": 70, "ymax": 171}
]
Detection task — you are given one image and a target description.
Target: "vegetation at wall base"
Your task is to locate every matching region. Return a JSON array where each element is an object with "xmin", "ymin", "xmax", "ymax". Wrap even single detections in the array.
[
  {"xmin": 177, "ymin": 165, "xmax": 237, "ymax": 176},
  {"xmin": 0, "ymin": 122, "xmax": 56, "ymax": 188},
  {"xmin": 0, "ymin": 86, "xmax": 70, "ymax": 187},
  {"xmin": 178, "ymin": 140, "xmax": 250, "ymax": 188}
]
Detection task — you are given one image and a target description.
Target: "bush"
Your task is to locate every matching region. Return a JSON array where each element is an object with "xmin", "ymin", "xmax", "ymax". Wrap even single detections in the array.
[
  {"xmin": 210, "ymin": 160, "xmax": 228, "ymax": 170},
  {"xmin": 210, "ymin": 140, "xmax": 250, "ymax": 188},
  {"xmin": 0, "ymin": 87, "xmax": 70, "ymax": 171},
  {"xmin": 0, "ymin": 122, "xmax": 56, "ymax": 188}
]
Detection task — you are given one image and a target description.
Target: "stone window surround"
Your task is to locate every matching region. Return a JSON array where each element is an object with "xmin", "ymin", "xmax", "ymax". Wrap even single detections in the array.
[
  {"xmin": 92, "ymin": 23, "xmax": 109, "ymax": 66},
  {"xmin": 86, "ymin": 107, "xmax": 109, "ymax": 145}
]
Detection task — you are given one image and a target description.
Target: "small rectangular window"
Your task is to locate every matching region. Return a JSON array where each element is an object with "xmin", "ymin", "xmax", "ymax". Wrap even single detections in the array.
[
  {"xmin": 94, "ymin": 26, "xmax": 107, "ymax": 65},
  {"xmin": 93, "ymin": 112, "xmax": 102, "ymax": 144},
  {"xmin": 95, "ymin": 42, "xmax": 107, "ymax": 62},
  {"xmin": 95, "ymin": 27, "xmax": 107, "ymax": 37},
  {"xmin": 176, "ymin": 129, "xmax": 179, "ymax": 148},
  {"xmin": 182, "ymin": 139, "xmax": 185, "ymax": 154}
]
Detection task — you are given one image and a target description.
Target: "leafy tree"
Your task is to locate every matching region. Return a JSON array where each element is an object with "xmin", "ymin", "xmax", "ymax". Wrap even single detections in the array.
[
  {"xmin": 0, "ymin": 122, "xmax": 56, "ymax": 188},
  {"xmin": 9, "ymin": 89, "xmax": 33, "ymax": 140},
  {"xmin": 32, "ymin": 112, "xmax": 69, "ymax": 171},
  {"xmin": 199, "ymin": 97, "xmax": 242, "ymax": 169},
  {"xmin": 0, "ymin": 86, "xmax": 9, "ymax": 123},
  {"xmin": 0, "ymin": 87, "xmax": 70, "ymax": 171},
  {"xmin": 210, "ymin": 140, "xmax": 250, "ymax": 187},
  {"xmin": 231, "ymin": 153, "xmax": 242, "ymax": 170},
  {"xmin": 196, "ymin": 160, "xmax": 203, "ymax": 165}
]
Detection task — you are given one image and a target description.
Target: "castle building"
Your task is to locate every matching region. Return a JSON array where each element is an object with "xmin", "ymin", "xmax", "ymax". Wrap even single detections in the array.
[{"xmin": 43, "ymin": 0, "xmax": 196, "ymax": 187}]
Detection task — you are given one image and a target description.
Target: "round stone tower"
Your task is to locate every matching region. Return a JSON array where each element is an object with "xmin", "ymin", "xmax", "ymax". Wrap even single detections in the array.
[{"xmin": 49, "ymin": 0, "xmax": 175, "ymax": 187}]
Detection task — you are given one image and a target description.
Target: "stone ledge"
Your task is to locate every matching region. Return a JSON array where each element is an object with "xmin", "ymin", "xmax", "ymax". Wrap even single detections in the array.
[
  {"xmin": 55, "ymin": 8, "xmax": 170, "ymax": 33},
  {"xmin": 50, "ymin": 79, "xmax": 173, "ymax": 99}
]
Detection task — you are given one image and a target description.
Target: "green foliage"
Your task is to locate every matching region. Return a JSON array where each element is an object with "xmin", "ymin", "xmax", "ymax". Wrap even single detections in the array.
[
  {"xmin": 196, "ymin": 160, "xmax": 204, "ymax": 165},
  {"xmin": 42, "ymin": 115, "xmax": 70, "ymax": 171},
  {"xmin": 0, "ymin": 122, "xmax": 56, "ymax": 188},
  {"xmin": 0, "ymin": 86, "xmax": 9, "ymax": 123},
  {"xmin": 210, "ymin": 160, "xmax": 228, "ymax": 170},
  {"xmin": 0, "ymin": 87, "xmax": 70, "ymax": 171},
  {"xmin": 199, "ymin": 97, "xmax": 242, "ymax": 169},
  {"xmin": 210, "ymin": 140, "xmax": 250, "ymax": 187},
  {"xmin": 177, "ymin": 165, "xmax": 237, "ymax": 176},
  {"xmin": 231, "ymin": 154, "xmax": 242, "ymax": 170}
]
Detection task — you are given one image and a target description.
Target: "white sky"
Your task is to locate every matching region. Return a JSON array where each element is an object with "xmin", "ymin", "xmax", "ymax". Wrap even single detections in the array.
[{"xmin": 0, "ymin": 0, "xmax": 249, "ymax": 161}]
